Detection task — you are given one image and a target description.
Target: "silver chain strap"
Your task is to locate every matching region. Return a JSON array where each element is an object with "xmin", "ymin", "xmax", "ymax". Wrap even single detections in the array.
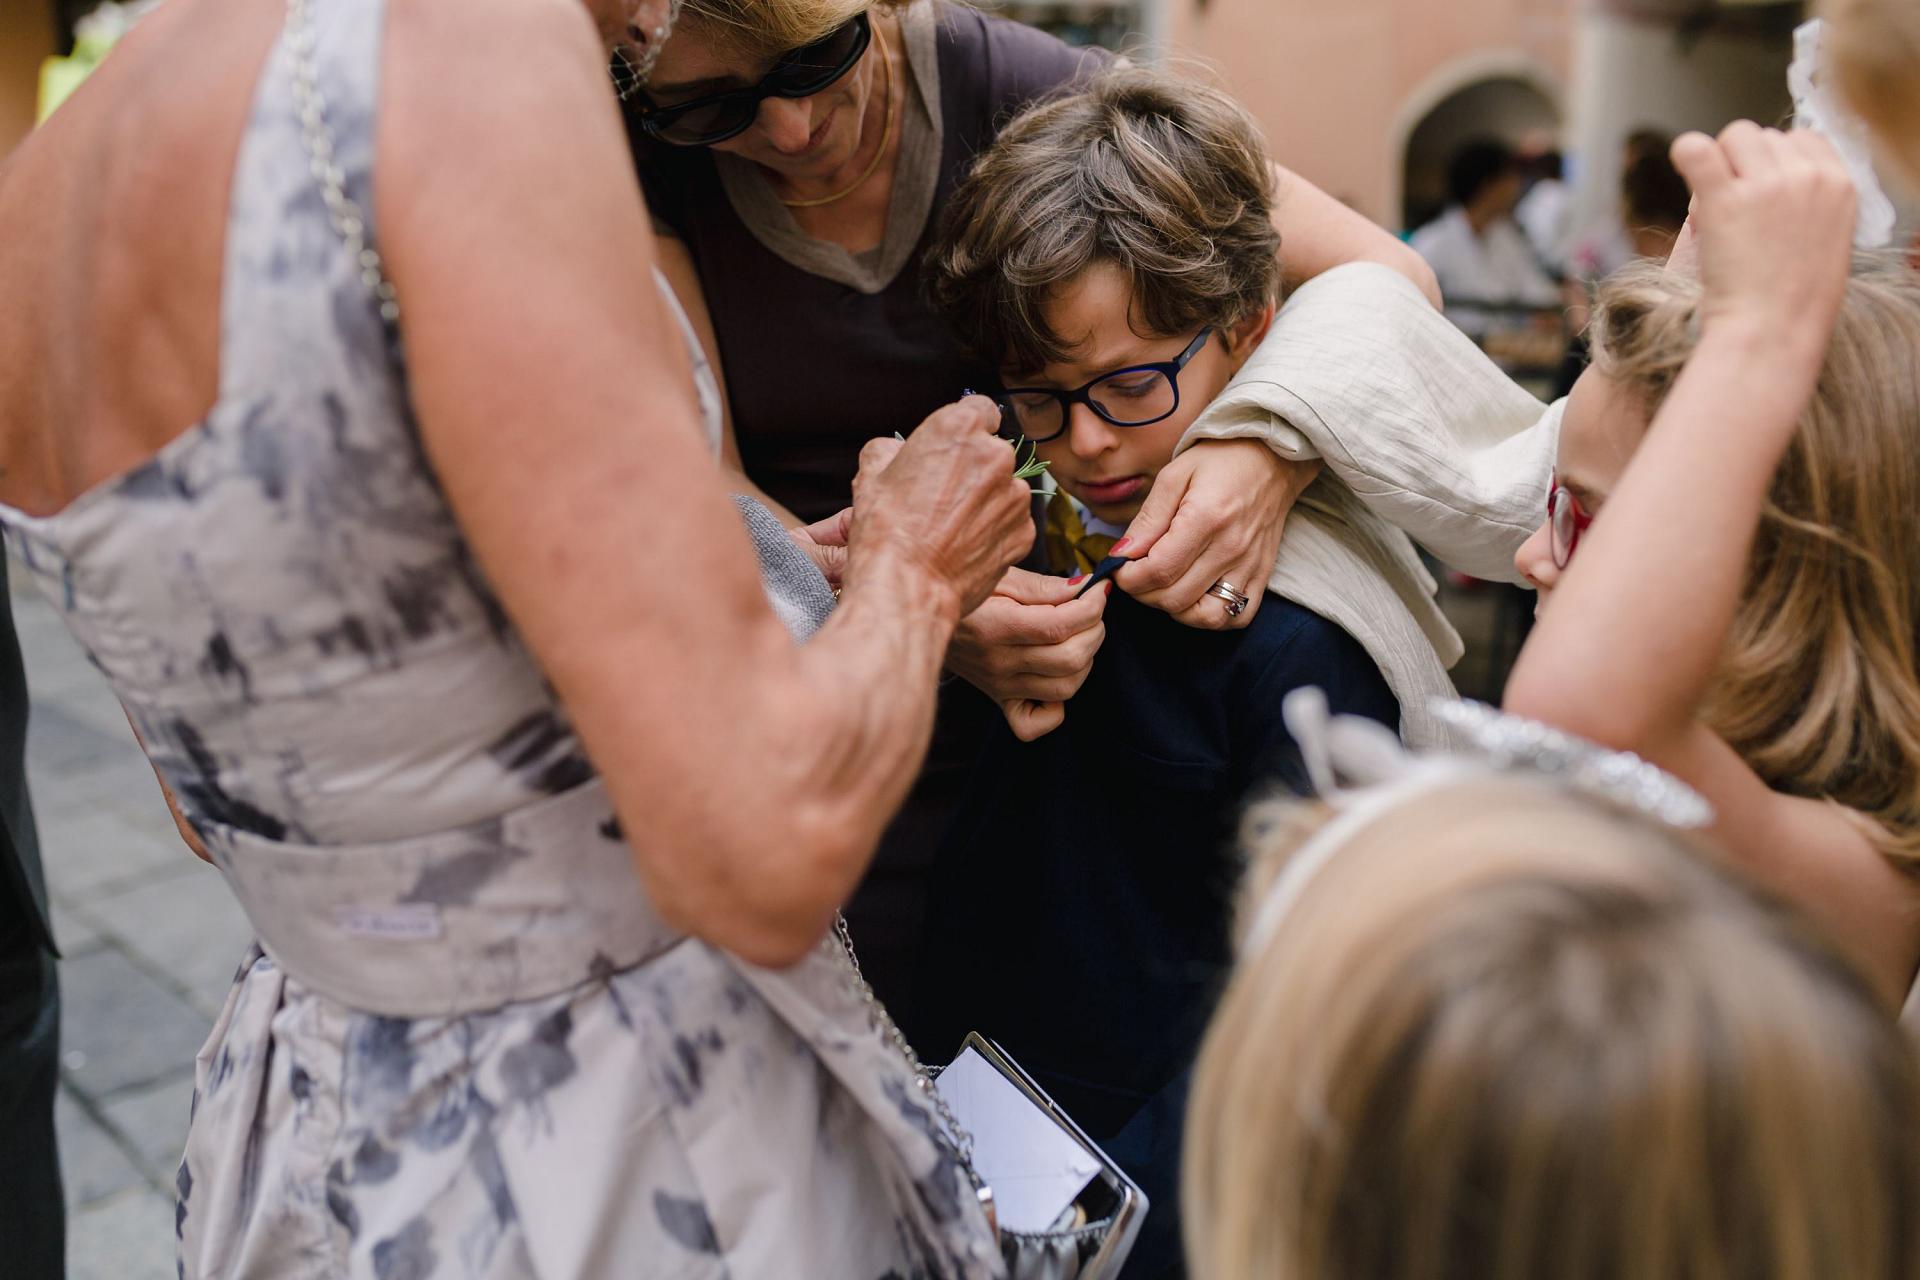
[
  {"xmin": 287, "ymin": 0, "xmax": 399, "ymax": 323},
  {"xmin": 832, "ymin": 912, "xmax": 978, "ymax": 1168}
]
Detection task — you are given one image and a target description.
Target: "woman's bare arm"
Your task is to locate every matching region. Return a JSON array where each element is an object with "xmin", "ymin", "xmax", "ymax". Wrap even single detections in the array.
[
  {"xmin": 654, "ymin": 232, "xmax": 804, "ymax": 528},
  {"xmin": 1271, "ymin": 163, "xmax": 1441, "ymax": 308},
  {"xmin": 378, "ymin": 0, "xmax": 1029, "ymax": 967}
]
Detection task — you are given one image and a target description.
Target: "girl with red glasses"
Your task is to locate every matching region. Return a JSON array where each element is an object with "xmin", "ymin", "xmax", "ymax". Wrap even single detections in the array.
[{"xmin": 1510, "ymin": 124, "xmax": 1920, "ymax": 1004}]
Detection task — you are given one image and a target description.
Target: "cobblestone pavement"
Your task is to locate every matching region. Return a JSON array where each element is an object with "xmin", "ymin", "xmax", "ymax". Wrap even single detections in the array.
[{"xmin": 11, "ymin": 567, "xmax": 253, "ymax": 1279}]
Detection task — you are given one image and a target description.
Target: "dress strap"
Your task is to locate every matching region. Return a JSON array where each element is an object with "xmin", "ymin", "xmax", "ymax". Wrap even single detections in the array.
[{"xmin": 218, "ymin": 0, "xmax": 396, "ymax": 411}]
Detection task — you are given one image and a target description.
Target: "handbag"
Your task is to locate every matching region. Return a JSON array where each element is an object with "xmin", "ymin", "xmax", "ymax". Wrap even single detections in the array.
[{"xmin": 832, "ymin": 916, "xmax": 1147, "ymax": 1280}]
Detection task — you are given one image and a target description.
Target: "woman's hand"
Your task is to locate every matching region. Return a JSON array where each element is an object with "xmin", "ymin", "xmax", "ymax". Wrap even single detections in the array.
[
  {"xmin": 1671, "ymin": 124, "xmax": 1856, "ymax": 345},
  {"xmin": 789, "ymin": 508, "xmax": 851, "ymax": 588},
  {"xmin": 848, "ymin": 433, "xmax": 904, "ymax": 506},
  {"xmin": 859, "ymin": 430, "xmax": 1108, "ymax": 739},
  {"xmin": 948, "ymin": 568, "xmax": 1111, "ymax": 741},
  {"xmin": 1114, "ymin": 441, "xmax": 1320, "ymax": 629},
  {"xmin": 844, "ymin": 400, "xmax": 1035, "ymax": 621}
]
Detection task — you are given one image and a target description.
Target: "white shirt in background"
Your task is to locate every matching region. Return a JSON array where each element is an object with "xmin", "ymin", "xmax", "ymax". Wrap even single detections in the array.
[
  {"xmin": 1410, "ymin": 208, "xmax": 1563, "ymax": 338},
  {"xmin": 1515, "ymin": 178, "xmax": 1573, "ymax": 272}
]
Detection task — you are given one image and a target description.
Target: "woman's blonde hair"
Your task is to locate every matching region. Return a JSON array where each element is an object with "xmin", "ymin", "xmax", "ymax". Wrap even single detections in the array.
[
  {"xmin": 1589, "ymin": 253, "xmax": 1920, "ymax": 863},
  {"xmin": 676, "ymin": 0, "xmax": 907, "ymax": 61},
  {"xmin": 1825, "ymin": 0, "xmax": 1920, "ymax": 185},
  {"xmin": 1185, "ymin": 779, "xmax": 1920, "ymax": 1280}
]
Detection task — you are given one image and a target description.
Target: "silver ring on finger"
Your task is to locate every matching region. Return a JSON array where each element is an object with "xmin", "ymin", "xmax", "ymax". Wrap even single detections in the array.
[{"xmin": 1206, "ymin": 579, "xmax": 1251, "ymax": 618}]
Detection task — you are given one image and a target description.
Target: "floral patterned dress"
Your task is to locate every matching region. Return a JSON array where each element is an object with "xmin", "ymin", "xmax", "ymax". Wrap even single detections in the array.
[{"xmin": 0, "ymin": 0, "xmax": 996, "ymax": 1274}]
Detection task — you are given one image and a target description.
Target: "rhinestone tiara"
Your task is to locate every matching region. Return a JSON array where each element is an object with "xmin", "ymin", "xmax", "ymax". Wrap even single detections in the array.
[{"xmin": 1428, "ymin": 698, "xmax": 1715, "ymax": 830}]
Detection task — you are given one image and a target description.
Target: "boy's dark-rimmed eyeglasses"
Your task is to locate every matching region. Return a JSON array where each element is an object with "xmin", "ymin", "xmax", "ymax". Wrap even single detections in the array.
[
  {"xmin": 993, "ymin": 331, "xmax": 1213, "ymax": 445},
  {"xmin": 634, "ymin": 12, "xmax": 871, "ymax": 147}
]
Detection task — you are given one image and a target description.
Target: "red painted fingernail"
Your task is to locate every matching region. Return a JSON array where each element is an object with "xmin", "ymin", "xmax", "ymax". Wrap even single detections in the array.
[
  {"xmin": 1111, "ymin": 538, "xmax": 1132, "ymax": 556},
  {"xmin": 1068, "ymin": 569, "xmax": 1086, "ymax": 585}
]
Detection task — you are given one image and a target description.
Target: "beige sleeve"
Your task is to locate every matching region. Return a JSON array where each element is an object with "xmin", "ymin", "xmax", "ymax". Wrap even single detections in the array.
[{"xmin": 1179, "ymin": 263, "xmax": 1561, "ymax": 584}]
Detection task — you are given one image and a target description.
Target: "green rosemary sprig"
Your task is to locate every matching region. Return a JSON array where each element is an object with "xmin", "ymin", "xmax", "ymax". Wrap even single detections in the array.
[
  {"xmin": 894, "ymin": 429, "xmax": 1051, "ymax": 482},
  {"xmin": 1012, "ymin": 435, "xmax": 1051, "ymax": 481}
]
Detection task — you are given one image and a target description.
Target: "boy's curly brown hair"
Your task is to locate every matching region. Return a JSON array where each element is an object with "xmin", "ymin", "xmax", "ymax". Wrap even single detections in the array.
[{"xmin": 928, "ymin": 67, "xmax": 1280, "ymax": 376}]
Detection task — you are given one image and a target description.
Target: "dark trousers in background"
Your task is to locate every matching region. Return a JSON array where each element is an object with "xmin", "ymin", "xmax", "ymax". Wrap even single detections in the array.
[
  {"xmin": 0, "ymin": 871, "xmax": 63, "ymax": 1278},
  {"xmin": 841, "ymin": 682, "xmax": 996, "ymax": 1055}
]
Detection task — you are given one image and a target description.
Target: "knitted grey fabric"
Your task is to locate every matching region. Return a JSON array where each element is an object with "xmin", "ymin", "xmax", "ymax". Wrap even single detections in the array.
[{"xmin": 734, "ymin": 494, "xmax": 837, "ymax": 643}]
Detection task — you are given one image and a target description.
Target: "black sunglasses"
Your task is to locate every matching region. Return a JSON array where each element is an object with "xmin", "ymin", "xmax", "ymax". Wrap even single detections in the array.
[
  {"xmin": 634, "ymin": 12, "xmax": 871, "ymax": 148},
  {"xmin": 993, "ymin": 331, "xmax": 1213, "ymax": 445}
]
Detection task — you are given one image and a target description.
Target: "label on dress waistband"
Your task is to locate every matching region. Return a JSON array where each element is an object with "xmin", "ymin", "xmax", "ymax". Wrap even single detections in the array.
[{"xmin": 333, "ymin": 904, "xmax": 444, "ymax": 942}]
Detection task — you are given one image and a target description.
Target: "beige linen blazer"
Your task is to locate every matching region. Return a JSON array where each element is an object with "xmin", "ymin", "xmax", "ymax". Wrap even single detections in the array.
[{"xmin": 1178, "ymin": 263, "xmax": 1566, "ymax": 748}]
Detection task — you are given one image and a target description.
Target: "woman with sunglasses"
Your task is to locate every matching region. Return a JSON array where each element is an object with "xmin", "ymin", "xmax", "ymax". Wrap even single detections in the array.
[
  {"xmin": 627, "ymin": 0, "xmax": 1442, "ymax": 1027},
  {"xmin": 0, "ymin": 0, "xmax": 1043, "ymax": 1270},
  {"xmin": 1509, "ymin": 126, "xmax": 1920, "ymax": 1003},
  {"xmin": 629, "ymin": 0, "xmax": 1438, "ymax": 542}
]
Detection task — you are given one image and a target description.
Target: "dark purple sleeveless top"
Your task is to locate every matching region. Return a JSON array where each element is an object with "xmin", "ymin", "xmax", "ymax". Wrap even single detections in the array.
[{"xmin": 629, "ymin": 4, "xmax": 1102, "ymax": 523}]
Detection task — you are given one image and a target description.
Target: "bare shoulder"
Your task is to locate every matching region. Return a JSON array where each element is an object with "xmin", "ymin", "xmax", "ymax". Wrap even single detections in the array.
[
  {"xmin": 381, "ymin": 0, "xmax": 607, "ymax": 143},
  {"xmin": 375, "ymin": 0, "xmax": 631, "ymax": 269},
  {"xmin": 1673, "ymin": 725, "xmax": 1920, "ymax": 996},
  {"xmin": 387, "ymin": 0, "xmax": 601, "ymax": 54}
]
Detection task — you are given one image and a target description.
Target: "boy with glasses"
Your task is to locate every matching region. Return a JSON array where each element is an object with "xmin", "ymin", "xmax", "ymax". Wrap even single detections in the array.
[{"xmin": 914, "ymin": 69, "xmax": 1463, "ymax": 1278}]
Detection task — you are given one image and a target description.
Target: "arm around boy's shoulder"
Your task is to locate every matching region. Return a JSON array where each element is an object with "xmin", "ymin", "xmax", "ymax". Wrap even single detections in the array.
[{"xmin": 1180, "ymin": 261, "xmax": 1561, "ymax": 582}]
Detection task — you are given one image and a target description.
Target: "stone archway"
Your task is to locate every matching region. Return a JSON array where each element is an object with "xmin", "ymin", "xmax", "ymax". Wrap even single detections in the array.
[{"xmin": 1390, "ymin": 58, "xmax": 1564, "ymax": 231}]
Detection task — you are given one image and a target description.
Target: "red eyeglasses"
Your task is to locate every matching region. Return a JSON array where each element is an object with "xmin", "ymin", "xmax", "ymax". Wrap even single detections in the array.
[{"xmin": 1547, "ymin": 478, "xmax": 1593, "ymax": 570}]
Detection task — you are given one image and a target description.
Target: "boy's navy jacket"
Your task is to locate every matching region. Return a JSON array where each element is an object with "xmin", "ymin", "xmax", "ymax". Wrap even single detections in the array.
[{"xmin": 916, "ymin": 587, "xmax": 1395, "ymax": 1276}]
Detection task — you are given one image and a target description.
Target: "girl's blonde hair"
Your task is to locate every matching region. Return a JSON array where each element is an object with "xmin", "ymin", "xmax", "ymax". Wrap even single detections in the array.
[
  {"xmin": 1825, "ymin": 0, "xmax": 1920, "ymax": 185},
  {"xmin": 676, "ymin": 0, "xmax": 908, "ymax": 61},
  {"xmin": 1185, "ymin": 779, "xmax": 1920, "ymax": 1280},
  {"xmin": 1589, "ymin": 253, "xmax": 1920, "ymax": 864}
]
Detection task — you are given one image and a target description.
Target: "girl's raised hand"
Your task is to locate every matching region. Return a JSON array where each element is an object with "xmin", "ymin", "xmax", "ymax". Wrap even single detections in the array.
[{"xmin": 1670, "ymin": 123, "xmax": 1856, "ymax": 344}]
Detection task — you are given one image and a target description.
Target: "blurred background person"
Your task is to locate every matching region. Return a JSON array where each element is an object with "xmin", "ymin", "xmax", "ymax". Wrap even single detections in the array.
[
  {"xmin": 1565, "ymin": 127, "xmax": 1676, "ymax": 283},
  {"xmin": 1411, "ymin": 137, "xmax": 1563, "ymax": 338},
  {"xmin": 1551, "ymin": 133, "xmax": 1688, "ymax": 400},
  {"xmin": 1514, "ymin": 141, "xmax": 1572, "ymax": 273},
  {"xmin": 1619, "ymin": 142, "xmax": 1693, "ymax": 261}
]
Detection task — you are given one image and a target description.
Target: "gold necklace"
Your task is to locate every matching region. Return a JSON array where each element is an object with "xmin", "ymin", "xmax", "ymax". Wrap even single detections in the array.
[{"xmin": 779, "ymin": 21, "xmax": 896, "ymax": 210}]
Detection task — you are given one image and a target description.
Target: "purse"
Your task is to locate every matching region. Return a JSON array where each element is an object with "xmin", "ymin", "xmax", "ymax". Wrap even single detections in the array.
[{"xmin": 832, "ymin": 916, "xmax": 1147, "ymax": 1280}]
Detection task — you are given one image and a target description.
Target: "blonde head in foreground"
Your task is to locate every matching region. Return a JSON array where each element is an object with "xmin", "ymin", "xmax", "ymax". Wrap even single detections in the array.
[{"xmin": 1185, "ymin": 776, "xmax": 1920, "ymax": 1280}]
